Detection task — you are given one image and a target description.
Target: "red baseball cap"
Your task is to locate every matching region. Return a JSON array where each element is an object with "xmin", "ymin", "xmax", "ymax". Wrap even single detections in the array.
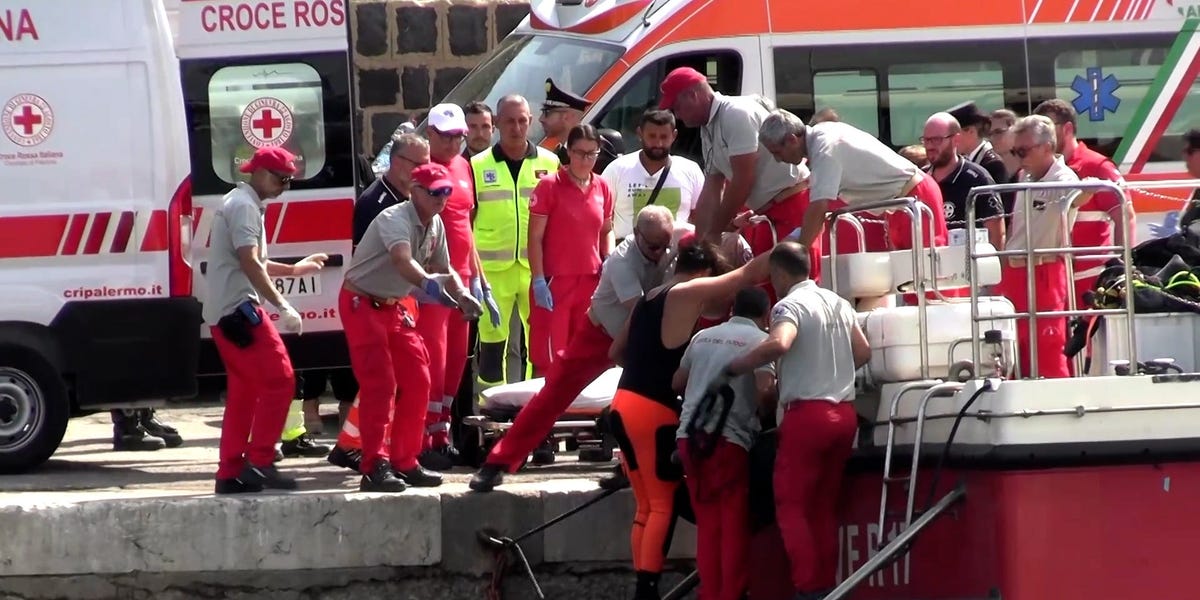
[
  {"xmin": 239, "ymin": 146, "xmax": 298, "ymax": 175},
  {"xmin": 659, "ymin": 67, "xmax": 708, "ymax": 110},
  {"xmin": 411, "ymin": 163, "xmax": 454, "ymax": 193}
]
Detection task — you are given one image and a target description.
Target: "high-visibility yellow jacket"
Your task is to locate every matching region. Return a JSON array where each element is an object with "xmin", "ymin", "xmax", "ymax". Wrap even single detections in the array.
[{"xmin": 470, "ymin": 142, "xmax": 560, "ymax": 272}]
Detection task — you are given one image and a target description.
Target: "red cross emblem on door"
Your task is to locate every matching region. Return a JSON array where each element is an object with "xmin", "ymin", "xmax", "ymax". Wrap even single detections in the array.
[
  {"xmin": 2, "ymin": 94, "xmax": 55, "ymax": 147},
  {"xmin": 240, "ymin": 97, "xmax": 295, "ymax": 149}
]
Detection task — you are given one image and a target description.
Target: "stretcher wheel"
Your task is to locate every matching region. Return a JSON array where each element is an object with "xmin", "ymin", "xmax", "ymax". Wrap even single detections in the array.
[{"xmin": 578, "ymin": 447, "xmax": 613, "ymax": 462}]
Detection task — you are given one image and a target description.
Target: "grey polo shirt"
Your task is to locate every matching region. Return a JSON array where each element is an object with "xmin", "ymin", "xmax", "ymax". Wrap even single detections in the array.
[
  {"xmin": 772, "ymin": 280, "xmax": 859, "ymax": 404},
  {"xmin": 203, "ymin": 183, "xmax": 268, "ymax": 326},
  {"xmin": 589, "ymin": 235, "xmax": 669, "ymax": 338},
  {"xmin": 805, "ymin": 121, "xmax": 921, "ymax": 204},
  {"xmin": 702, "ymin": 93, "xmax": 809, "ymax": 211},
  {"xmin": 344, "ymin": 201, "xmax": 450, "ymax": 299},
  {"xmin": 676, "ymin": 316, "xmax": 774, "ymax": 450}
]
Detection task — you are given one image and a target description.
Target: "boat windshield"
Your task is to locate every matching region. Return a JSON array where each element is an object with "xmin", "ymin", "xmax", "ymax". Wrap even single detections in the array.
[{"xmin": 373, "ymin": 33, "xmax": 623, "ymax": 173}]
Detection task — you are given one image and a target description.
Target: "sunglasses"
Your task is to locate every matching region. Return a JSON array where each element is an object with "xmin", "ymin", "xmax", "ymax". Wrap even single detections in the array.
[
  {"xmin": 636, "ymin": 230, "xmax": 669, "ymax": 253},
  {"xmin": 272, "ymin": 172, "xmax": 294, "ymax": 185},
  {"xmin": 421, "ymin": 186, "xmax": 453, "ymax": 198}
]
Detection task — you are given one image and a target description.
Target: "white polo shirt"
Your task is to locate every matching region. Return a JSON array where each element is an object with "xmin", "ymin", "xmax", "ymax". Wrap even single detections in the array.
[
  {"xmin": 344, "ymin": 201, "xmax": 450, "ymax": 299},
  {"xmin": 805, "ymin": 121, "xmax": 922, "ymax": 204},
  {"xmin": 203, "ymin": 183, "xmax": 268, "ymax": 326},
  {"xmin": 772, "ymin": 280, "xmax": 859, "ymax": 403},
  {"xmin": 600, "ymin": 152, "xmax": 705, "ymax": 239},
  {"xmin": 702, "ymin": 93, "xmax": 809, "ymax": 211},
  {"xmin": 1006, "ymin": 156, "xmax": 1082, "ymax": 252}
]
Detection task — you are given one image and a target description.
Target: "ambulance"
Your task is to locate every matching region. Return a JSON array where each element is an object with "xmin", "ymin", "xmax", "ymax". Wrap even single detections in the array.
[
  {"xmin": 0, "ymin": 0, "xmax": 199, "ymax": 472},
  {"xmin": 431, "ymin": 0, "xmax": 1200, "ymax": 239},
  {"xmin": 173, "ymin": 0, "xmax": 355, "ymax": 380}
]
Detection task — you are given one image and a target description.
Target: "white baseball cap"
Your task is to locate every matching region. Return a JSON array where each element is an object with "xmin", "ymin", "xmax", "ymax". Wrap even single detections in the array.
[{"xmin": 428, "ymin": 103, "xmax": 467, "ymax": 135}]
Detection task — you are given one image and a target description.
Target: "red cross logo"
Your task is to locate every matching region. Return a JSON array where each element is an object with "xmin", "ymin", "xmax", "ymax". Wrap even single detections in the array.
[
  {"xmin": 240, "ymin": 97, "xmax": 294, "ymax": 149},
  {"xmin": 252, "ymin": 109, "xmax": 283, "ymax": 139},
  {"xmin": 13, "ymin": 105, "xmax": 42, "ymax": 135},
  {"xmin": 3, "ymin": 94, "xmax": 55, "ymax": 147}
]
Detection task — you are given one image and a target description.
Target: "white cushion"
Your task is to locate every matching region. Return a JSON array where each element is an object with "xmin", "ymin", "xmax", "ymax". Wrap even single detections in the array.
[
  {"xmin": 481, "ymin": 367, "xmax": 622, "ymax": 414},
  {"xmin": 819, "ymin": 252, "xmax": 895, "ymax": 299},
  {"xmin": 888, "ymin": 243, "xmax": 1001, "ymax": 292}
]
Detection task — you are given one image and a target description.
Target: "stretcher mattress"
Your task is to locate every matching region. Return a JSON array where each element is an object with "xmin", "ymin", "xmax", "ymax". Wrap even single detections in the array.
[{"xmin": 480, "ymin": 367, "xmax": 623, "ymax": 416}]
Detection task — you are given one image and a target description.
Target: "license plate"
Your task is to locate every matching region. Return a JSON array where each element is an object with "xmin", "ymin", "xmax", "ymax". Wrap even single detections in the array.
[{"xmin": 273, "ymin": 275, "xmax": 321, "ymax": 298}]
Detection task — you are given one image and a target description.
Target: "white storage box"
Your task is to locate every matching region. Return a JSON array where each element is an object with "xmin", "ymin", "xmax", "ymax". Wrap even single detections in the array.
[
  {"xmin": 819, "ymin": 251, "xmax": 894, "ymax": 298},
  {"xmin": 864, "ymin": 297, "xmax": 1017, "ymax": 382},
  {"xmin": 1087, "ymin": 312, "xmax": 1200, "ymax": 375},
  {"xmin": 888, "ymin": 243, "xmax": 1001, "ymax": 292}
]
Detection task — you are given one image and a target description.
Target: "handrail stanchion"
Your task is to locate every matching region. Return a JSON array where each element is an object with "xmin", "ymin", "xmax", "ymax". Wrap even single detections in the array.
[{"xmin": 826, "ymin": 213, "xmax": 867, "ymax": 298}]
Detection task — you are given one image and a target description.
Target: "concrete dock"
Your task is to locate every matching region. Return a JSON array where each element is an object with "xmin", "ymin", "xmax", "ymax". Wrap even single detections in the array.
[{"xmin": 0, "ymin": 408, "xmax": 698, "ymax": 599}]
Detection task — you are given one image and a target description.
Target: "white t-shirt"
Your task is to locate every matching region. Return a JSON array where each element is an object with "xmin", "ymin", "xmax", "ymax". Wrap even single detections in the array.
[
  {"xmin": 600, "ymin": 152, "xmax": 705, "ymax": 239},
  {"xmin": 1007, "ymin": 156, "xmax": 1082, "ymax": 252}
]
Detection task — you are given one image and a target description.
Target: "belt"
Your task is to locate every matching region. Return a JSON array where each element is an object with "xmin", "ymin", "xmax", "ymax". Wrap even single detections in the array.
[
  {"xmin": 754, "ymin": 182, "xmax": 809, "ymax": 214},
  {"xmin": 783, "ymin": 398, "xmax": 844, "ymax": 411},
  {"xmin": 342, "ymin": 281, "xmax": 402, "ymax": 306},
  {"xmin": 899, "ymin": 172, "xmax": 924, "ymax": 198}
]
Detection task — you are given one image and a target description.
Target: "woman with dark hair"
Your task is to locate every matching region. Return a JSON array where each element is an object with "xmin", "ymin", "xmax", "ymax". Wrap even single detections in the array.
[
  {"xmin": 528, "ymin": 124, "xmax": 616, "ymax": 377},
  {"xmin": 607, "ymin": 237, "xmax": 770, "ymax": 599}
]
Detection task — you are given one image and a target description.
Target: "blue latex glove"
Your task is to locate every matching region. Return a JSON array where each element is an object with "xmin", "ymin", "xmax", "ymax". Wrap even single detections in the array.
[
  {"xmin": 422, "ymin": 276, "xmax": 458, "ymax": 308},
  {"xmin": 472, "ymin": 276, "xmax": 502, "ymax": 328},
  {"xmin": 532, "ymin": 276, "xmax": 554, "ymax": 311}
]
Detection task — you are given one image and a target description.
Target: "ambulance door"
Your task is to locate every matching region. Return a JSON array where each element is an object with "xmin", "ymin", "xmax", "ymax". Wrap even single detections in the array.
[
  {"xmin": 180, "ymin": 52, "xmax": 354, "ymax": 375},
  {"xmin": 589, "ymin": 38, "xmax": 760, "ymax": 166}
]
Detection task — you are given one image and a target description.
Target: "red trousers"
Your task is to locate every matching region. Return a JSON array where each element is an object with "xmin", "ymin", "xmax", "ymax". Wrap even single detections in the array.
[
  {"xmin": 823, "ymin": 199, "xmax": 890, "ymax": 254},
  {"xmin": 998, "ymin": 261, "xmax": 1070, "ymax": 379},
  {"xmin": 210, "ymin": 305, "xmax": 295, "ymax": 479},
  {"xmin": 744, "ymin": 189, "xmax": 822, "ymax": 279},
  {"xmin": 339, "ymin": 288, "xmax": 432, "ymax": 473},
  {"xmin": 884, "ymin": 176, "xmax": 949, "ymax": 251},
  {"xmin": 679, "ymin": 438, "xmax": 751, "ymax": 600},
  {"xmin": 529, "ymin": 273, "xmax": 600, "ymax": 375},
  {"xmin": 486, "ymin": 311, "xmax": 613, "ymax": 471},
  {"xmin": 775, "ymin": 400, "xmax": 857, "ymax": 593},
  {"xmin": 416, "ymin": 302, "xmax": 470, "ymax": 448}
]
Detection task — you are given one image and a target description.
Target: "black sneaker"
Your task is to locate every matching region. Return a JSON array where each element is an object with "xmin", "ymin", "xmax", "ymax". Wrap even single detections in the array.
[
  {"xmin": 274, "ymin": 448, "xmax": 285, "ymax": 463},
  {"xmin": 598, "ymin": 464, "xmax": 630, "ymax": 491},
  {"xmin": 238, "ymin": 463, "xmax": 298, "ymax": 490},
  {"xmin": 469, "ymin": 463, "xmax": 505, "ymax": 493},
  {"xmin": 281, "ymin": 433, "xmax": 330, "ymax": 458},
  {"xmin": 359, "ymin": 460, "xmax": 407, "ymax": 493},
  {"xmin": 214, "ymin": 478, "xmax": 263, "ymax": 495},
  {"xmin": 397, "ymin": 465, "xmax": 443, "ymax": 487},
  {"xmin": 327, "ymin": 446, "xmax": 362, "ymax": 472},
  {"xmin": 138, "ymin": 409, "xmax": 183, "ymax": 448},
  {"xmin": 418, "ymin": 446, "xmax": 456, "ymax": 471},
  {"xmin": 113, "ymin": 432, "xmax": 166, "ymax": 452}
]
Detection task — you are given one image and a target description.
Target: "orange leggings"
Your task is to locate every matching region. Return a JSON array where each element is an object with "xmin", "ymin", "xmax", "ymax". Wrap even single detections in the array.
[{"xmin": 610, "ymin": 389, "xmax": 682, "ymax": 573}]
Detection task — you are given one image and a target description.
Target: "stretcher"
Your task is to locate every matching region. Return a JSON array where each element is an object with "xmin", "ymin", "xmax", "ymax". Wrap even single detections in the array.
[{"xmin": 462, "ymin": 367, "xmax": 625, "ymax": 466}]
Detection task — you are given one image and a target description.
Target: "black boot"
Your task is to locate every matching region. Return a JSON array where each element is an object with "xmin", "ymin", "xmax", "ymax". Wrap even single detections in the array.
[
  {"xmin": 111, "ymin": 410, "xmax": 165, "ymax": 451},
  {"xmin": 634, "ymin": 571, "xmax": 661, "ymax": 600},
  {"xmin": 598, "ymin": 463, "xmax": 630, "ymax": 490},
  {"xmin": 138, "ymin": 409, "xmax": 183, "ymax": 448}
]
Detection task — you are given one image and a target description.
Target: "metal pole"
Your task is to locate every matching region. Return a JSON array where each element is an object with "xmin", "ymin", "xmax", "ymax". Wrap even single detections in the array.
[
  {"xmin": 967, "ymin": 187, "xmax": 982, "ymax": 372},
  {"xmin": 905, "ymin": 198, "xmax": 930, "ymax": 379},
  {"xmin": 827, "ymin": 484, "xmax": 968, "ymax": 600},
  {"xmin": 1023, "ymin": 187, "xmax": 1038, "ymax": 379}
]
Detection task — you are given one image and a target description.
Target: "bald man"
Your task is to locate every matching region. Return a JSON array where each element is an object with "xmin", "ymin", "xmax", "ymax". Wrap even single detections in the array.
[{"xmin": 922, "ymin": 112, "xmax": 1005, "ymax": 247}]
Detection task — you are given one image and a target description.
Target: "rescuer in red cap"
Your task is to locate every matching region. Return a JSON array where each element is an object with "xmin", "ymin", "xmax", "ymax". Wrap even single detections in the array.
[
  {"xmin": 339, "ymin": 162, "xmax": 483, "ymax": 493},
  {"xmin": 205, "ymin": 146, "xmax": 327, "ymax": 494}
]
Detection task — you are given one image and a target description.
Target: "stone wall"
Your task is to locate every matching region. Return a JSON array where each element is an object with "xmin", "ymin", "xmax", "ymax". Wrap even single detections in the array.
[{"xmin": 351, "ymin": 0, "xmax": 532, "ymax": 157}]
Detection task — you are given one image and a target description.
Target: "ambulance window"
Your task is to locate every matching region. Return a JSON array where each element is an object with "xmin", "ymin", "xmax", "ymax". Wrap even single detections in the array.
[
  {"xmin": 207, "ymin": 63, "xmax": 327, "ymax": 184},
  {"xmin": 887, "ymin": 61, "xmax": 1004, "ymax": 146},
  {"xmin": 1052, "ymin": 46, "xmax": 1200, "ymax": 160},
  {"xmin": 591, "ymin": 51, "xmax": 742, "ymax": 164},
  {"xmin": 813, "ymin": 70, "xmax": 880, "ymax": 137}
]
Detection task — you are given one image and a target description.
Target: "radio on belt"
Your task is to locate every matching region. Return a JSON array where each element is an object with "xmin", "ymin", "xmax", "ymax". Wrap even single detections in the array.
[{"xmin": 199, "ymin": 0, "xmax": 345, "ymax": 33}]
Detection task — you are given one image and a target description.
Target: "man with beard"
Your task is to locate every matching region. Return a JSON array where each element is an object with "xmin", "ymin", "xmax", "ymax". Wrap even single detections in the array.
[
  {"xmin": 922, "ymin": 112, "xmax": 1005, "ymax": 247},
  {"xmin": 600, "ymin": 109, "xmax": 706, "ymax": 238},
  {"xmin": 463, "ymin": 101, "xmax": 494, "ymax": 159}
]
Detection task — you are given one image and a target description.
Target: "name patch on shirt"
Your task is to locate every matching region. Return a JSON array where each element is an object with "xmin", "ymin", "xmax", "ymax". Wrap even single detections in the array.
[{"xmin": 483, "ymin": 169, "xmax": 497, "ymax": 184}]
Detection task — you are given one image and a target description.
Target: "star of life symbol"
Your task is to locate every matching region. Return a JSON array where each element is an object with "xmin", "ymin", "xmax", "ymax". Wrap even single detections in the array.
[
  {"xmin": 1071, "ymin": 67, "xmax": 1120, "ymax": 122},
  {"xmin": 241, "ymin": 97, "xmax": 294, "ymax": 149},
  {"xmin": 2, "ymin": 94, "xmax": 54, "ymax": 147}
]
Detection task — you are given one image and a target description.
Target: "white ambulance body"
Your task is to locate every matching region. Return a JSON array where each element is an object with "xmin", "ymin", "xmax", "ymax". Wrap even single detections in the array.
[
  {"xmin": 173, "ymin": 0, "xmax": 356, "ymax": 379},
  {"xmin": 0, "ymin": 0, "xmax": 200, "ymax": 472}
]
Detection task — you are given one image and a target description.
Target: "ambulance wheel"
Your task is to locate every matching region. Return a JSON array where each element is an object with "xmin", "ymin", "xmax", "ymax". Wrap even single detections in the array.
[{"xmin": 0, "ymin": 349, "xmax": 69, "ymax": 474}]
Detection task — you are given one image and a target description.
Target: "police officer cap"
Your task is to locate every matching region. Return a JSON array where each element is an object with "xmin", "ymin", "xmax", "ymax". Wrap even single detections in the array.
[
  {"xmin": 543, "ymin": 78, "xmax": 592, "ymax": 112},
  {"xmin": 947, "ymin": 101, "xmax": 990, "ymax": 128}
]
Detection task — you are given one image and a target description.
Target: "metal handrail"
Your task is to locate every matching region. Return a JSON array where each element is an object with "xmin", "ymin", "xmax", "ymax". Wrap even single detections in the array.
[
  {"xmin": 878, "ymin": 379, "xmax": 942, "ymax": 537},
  {"xmin": 965, "ymin": 178, "xmax": 1138, "ymax": 379},
  {"xmin": 827, "ymin": 196, "xmax": 932, "ymax": 377},
  {"xmin": 827, "ymin": 484, "xmax": 967, "ymax": 600},
  {"xmin": 905, "ymin": 382, "xmax": 965, "ymax": 530}
]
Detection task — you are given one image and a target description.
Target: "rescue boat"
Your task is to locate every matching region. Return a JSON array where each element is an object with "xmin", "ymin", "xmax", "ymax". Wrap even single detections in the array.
[{"xmin": 746, "ymin": 180, "xmax": 1200, "ymax": 600}]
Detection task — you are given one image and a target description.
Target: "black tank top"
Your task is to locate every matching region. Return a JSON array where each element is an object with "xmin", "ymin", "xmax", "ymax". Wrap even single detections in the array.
[{"xmin": 617, "ymin": 284, "xmax": 689, "ymax": 409}]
